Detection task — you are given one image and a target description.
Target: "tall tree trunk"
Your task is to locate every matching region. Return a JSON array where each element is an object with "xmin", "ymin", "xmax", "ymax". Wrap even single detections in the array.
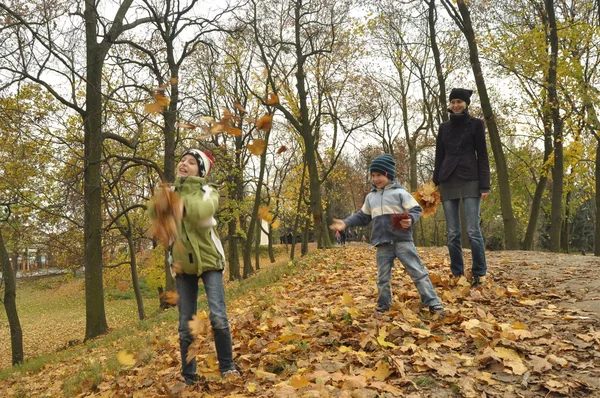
[
  {"xmin": 83, "ymin": 4, "xmax": 108, "ymax": 338},
  {"xmin": 227, "ymin": 220, "xmax": 241, "ymax": 280},
  {"xmin": 290, "ymin": 165, "xmax": 307, "ymax": 261},
  {"xmin": 522, "ymin": 104, "xmax": 553, "ymax": 250},
  {"xmin": 596, "ymin": 142, "xmax": 600, "ymax": 256},
  {"xmin": 444, "ymin": 0, "xmax": 519, "ymax": 249},
  {"xmin": 545, "ymin": 0, "xmax": 564, "ymax": 252},
  {"xmin": 0, "ymin": 229, "xmax": 23, "ymax": 365},
  {"xmin": 426, "ymin": 0, "xmax": 449, "ymax": 124},
  {"xmin": 243, "ymin": 129, "xmax": 271, "ymax": 278},
  {"xmin": 126, "ymin": 230, "xmax": 145, "ymax": 320},
  {"xmin": 161, "ymin": 67, "xmax": 179, "ymax": 296}
]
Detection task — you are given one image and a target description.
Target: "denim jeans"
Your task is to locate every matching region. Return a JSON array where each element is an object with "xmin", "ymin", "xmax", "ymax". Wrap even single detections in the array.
[
  {"xmin": 442, "ymin": 197, "xmax": 487, "ymax": 277},
  {"xmin": 375, "ymin": 241, "xmax": 442, "ymax": 310},
  {"xmin": 176, "ymin": 271, "xmax": 234, "ymax": 380}
]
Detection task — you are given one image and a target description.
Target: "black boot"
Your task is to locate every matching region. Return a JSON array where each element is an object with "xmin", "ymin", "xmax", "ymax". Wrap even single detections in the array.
[
  {"xmin": 213, "ymin": 328, "xmax": 235, "ymax": 375},
  {"xmin": 471, "ymin": 276, "xmax": 482, "ymax": 288}
]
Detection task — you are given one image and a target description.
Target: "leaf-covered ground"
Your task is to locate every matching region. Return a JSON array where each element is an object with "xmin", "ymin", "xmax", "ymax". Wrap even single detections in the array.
[{"xmin": 1, "ymin": 245, "xmax": 599, "ymax": 397}]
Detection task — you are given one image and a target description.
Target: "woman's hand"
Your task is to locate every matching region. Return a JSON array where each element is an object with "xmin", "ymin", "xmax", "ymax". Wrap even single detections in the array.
[{"xmin": 481, "ymin": 192, "xmax": 490, "ymax": 200}]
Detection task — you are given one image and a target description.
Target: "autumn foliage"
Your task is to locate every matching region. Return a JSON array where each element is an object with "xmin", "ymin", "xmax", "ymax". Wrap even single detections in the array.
[
  {"xmin": 412, "ymin": 182, "xmax": 441, "ymax": 218},
  {"xmin": 149, "ymin": 184, "xmax": 181, "ymax": 247}
]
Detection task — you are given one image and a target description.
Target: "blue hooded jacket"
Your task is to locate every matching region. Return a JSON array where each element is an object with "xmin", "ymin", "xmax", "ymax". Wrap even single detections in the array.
[{"xmin": 343, "ymin": 181, "xmax": 422, "ymax": 246}]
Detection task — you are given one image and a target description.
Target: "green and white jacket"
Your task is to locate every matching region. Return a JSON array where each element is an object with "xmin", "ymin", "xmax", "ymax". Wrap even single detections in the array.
[{"xmin": 150, "ymin": 176, "xmax": 226, "ymax": 276}]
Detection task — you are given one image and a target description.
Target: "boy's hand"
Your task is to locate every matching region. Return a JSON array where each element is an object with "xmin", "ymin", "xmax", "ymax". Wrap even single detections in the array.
[
  {"xmin": 400, "ymin": 216, "xmax": 412, "ymax": 229},
  {"xmin": 329, "ymin": 218, "xmax": 346, "ymax": 231}
]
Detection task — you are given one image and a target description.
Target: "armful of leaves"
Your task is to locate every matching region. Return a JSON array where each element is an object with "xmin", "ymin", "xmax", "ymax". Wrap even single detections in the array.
[
  {"xmin": 149, "ymin": 184, "xmax": 182, "ymax": 247},
  {"xmin": 412, "ymin": 182, "xmax": 441, "ymax": 218}
]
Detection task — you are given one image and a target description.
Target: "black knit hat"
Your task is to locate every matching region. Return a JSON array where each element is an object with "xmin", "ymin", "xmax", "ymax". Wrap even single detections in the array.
[
  {"xmin": 370, "ymin": 154, "xmax": 396, "ymax": 180},
  {"xmin": 449, "ymin": 88, "xmax": 473, "ymax": 105}
]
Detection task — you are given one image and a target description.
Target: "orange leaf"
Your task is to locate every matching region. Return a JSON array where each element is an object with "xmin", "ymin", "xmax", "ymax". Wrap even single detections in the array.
[
  {"xmin": 256, "ymin": 114, "xmax": 273, "ymax": 131},
  {"xmin": 276, "ymin": 145, "xmax": 288, "ymax": 154},
  {"xmin": 265, "ymin": 93, "xmax": 279, "ymax": 105},
  {"xmin": 170, "ymin": 77, "xmax": 178, "ymax": 85},
  {"xmin": 247, "ymin": 139, "xmax": 267, "ymax": 156},
  {"xmin": 210, "ymin": 124, "xmax": 225, "ymax": 135},
  {"xmin": 225, "ymin": 127, "xmax": 243, "ymax": 136},
  {"xmin": 144, "ymin": 102, "xmax": 165, "ymax": 114}
]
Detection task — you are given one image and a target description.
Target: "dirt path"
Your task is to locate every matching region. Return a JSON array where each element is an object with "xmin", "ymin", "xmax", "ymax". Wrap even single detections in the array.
[{"xmin": 484, "ymin": 250, "xmax": 600, "ymax": 316}]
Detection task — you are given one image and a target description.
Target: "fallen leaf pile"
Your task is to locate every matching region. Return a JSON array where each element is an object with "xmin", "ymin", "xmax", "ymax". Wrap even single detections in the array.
[
  {"xmin": 412, "ymin": 182, "xmax": 441, "ymax": 218},
  {"xmin": 0, "ymin": 247, "xmax": 598, "ymax": 397},
  {"xmin": 149, "ymin": 183, "xmax": 181, "ymax": 247}
]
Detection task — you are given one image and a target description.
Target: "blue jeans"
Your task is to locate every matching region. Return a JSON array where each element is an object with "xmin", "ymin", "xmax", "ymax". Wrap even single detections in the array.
[
  {"xmin": 375, "ymin": 242, "xmax": 442, "ymax": 310},
  {"xmin": 442, "ymin": 197, "xmax": 487, "ymax": 277},
  {"xmin": 176, "ymin": 271, "xmax": 234, "ymax": 380}
]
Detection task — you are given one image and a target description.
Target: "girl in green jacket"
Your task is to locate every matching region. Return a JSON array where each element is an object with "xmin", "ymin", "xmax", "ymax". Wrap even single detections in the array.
[{"xmin": 153, "ymin": 149, "xmax": 238, "ymax": 384}]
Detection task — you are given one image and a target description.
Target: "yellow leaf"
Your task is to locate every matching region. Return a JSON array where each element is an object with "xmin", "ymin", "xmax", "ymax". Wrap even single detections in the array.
[
  {"xmin": 247, "ymin": 139, "xmax": 267, "ymax": 155},
  {"xmin": 144, "ymin": 102, "xmax": 164, "ymax": 114},
  {"xmin": 372, "ymin": 360, "xmax": 393, "ymax": 381},
  {"xmin": 377, "ymin": 326, "xmax": 397, "ymax": 348},
  {"xmin": 117, "ymin": 351, "xmax": 136, "ymax": 367},
  {"xmin": 271, "ymin": 219, "xmax": 280, "ymax": 229},
  {"xmin": 246, "ymin": 382, "xmax": 257, "ymax": 393},
  {"xmin": 289, "ymin": 375, "xmax": 310, "ymax": 389},
  {"xmin": 189, "ymin": 311, "xmax": 210, "ymax": 337},
  {"xmin": 341, "ymin": 292, "xmax": 354, "ymax": 305}
]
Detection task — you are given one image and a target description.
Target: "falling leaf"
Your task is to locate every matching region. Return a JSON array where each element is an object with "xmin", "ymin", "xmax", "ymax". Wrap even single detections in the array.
[
  {"xmin": 154, "ymin": 93, "xmax": 170, "ymax": 106},
  {"xmin": 177, "ymin": 123, "xmax": 196, "ymax": 130},
  {"xmin": 233, "ymin": 101, "xmax": 247, "ymax": 114},
  {"xmin": 170, "ymin": 77, "xmax": 178, "ymax": 85},
  {"xmin": 117, "ymin": 351, "xmax": 136, "ymax": 367},
  {"xmin": 276, "ymin": 145, "xmax": 288, "ymax": 154},
  {"xmin": 210, "ymin": 124, "xmax": 225, "ymax": 135},
  {"xmin": 256, "ymin": 114, "xmax": 273, "ymax": 131},
  {"xmin": 144, "ymin": 102, "xmax": 165, "ymax": 114},
  {"xmin": 188, "ymin": 312, "xmax": 210, "ymax": 337},
  {"xmin": 265, "ymin": 93, "xmax": 279, "ymax": 105},
  {"xmin": 271, "ymin": 219, "xmax": 280, "ymax": 229},
  {"xmin": 162, "ymin": 291, "xmax": 179, "ymax": 305},
  {"xmin": 225, "ymin": 127, "xmax": 243, "ymax": 136},
  {"xmin": 247, "ymin": 139, "xmax": 267, "ymax": 155}
]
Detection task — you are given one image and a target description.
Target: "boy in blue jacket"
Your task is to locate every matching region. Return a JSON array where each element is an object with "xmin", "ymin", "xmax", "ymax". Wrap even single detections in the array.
[{"xmin": 330, "ymin": 154, "xmax": 444, "ymax": 314}]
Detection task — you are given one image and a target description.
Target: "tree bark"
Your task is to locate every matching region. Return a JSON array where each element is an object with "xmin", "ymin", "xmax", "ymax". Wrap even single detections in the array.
[
  {"xmin": 83, "ymin": 3, "xmax": 109, "ymax": 338},
  {"xmin": 0, "ymin": 229, "xmax": 23, "ymax": 365},
  {"xmin": 426, "ymin": 0, "xmax": 449, "ymax": 124},
  {"xmin": 545, "ymin": 0, "xmax": 564, "ymax": 252}
]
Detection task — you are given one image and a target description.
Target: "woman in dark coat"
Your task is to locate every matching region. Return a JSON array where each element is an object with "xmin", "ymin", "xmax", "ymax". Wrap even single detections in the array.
[{"xmin": 433, "ymin": 88, "xmax": 490, "ymax": 288}]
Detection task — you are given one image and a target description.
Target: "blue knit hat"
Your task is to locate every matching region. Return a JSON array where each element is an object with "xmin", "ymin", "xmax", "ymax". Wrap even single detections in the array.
[{"xmin": 370, "ymin": 154, "xmax": 396, "ymax": 180}]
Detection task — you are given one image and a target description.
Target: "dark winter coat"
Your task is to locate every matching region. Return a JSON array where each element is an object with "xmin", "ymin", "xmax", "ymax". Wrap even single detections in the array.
[{"xmin": 432, "ymin": 112, "xmax": 490, "ymax": 192}]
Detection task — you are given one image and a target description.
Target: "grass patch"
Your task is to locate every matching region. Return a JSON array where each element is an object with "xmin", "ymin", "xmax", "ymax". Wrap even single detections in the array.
[{"xmin": 0, "ymin": 248, "xmax": 313, "ymax": 382}]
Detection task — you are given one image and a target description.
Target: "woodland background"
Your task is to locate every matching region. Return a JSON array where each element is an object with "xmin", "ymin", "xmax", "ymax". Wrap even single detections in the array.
[{"xmin": 0, "ymin": 0, "xmax": 599, "ymax": 370}]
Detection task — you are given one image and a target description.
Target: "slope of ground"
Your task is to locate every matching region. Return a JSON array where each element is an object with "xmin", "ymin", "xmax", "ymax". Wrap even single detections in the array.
[{"xmin": 0, "ymin": 245, "xmax": 598, "ymax": 397}]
